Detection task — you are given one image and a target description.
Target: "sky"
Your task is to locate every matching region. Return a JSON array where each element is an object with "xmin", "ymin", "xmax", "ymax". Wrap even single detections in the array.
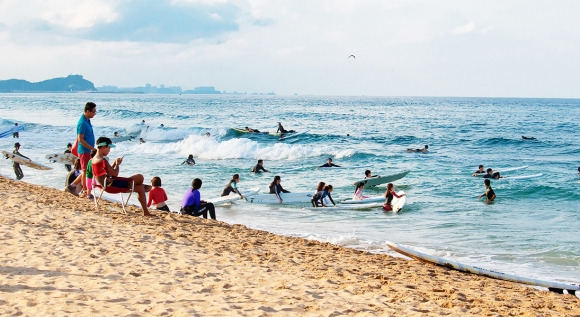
[{"xmin": 1, "ymin": 0, "xmax": 579, "ymax": 97}]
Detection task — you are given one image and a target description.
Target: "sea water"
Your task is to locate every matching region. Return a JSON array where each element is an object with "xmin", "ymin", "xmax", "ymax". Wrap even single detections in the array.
[{"xmin": 0, "ymin": 94, "xmax": 579, "ymax": 287}]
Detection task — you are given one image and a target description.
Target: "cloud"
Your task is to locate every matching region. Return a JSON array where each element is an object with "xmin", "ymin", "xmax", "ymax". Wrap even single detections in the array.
[{"xmin": 452, "ymin": 22, "xmax": 476, "ymax": 35}]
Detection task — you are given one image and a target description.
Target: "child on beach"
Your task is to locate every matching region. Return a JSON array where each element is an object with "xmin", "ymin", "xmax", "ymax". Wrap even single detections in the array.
[
  {"xmin": 478, "ymin": 179, "xmax": 496, "ymax": 204},
  {"xmin": 180, "ymin": 178, "xmax": 216, "ymax": 219},
  {"xmin": 147, "ymin": 176, "xmax": 170, "ymax": 212},
  {"xmin": 353, "ymin": 183, "xmax": 369, "ymax": 200},
  {"xmin": 383, "ymin": 183, "xmax": 405, "ymax": 212}
]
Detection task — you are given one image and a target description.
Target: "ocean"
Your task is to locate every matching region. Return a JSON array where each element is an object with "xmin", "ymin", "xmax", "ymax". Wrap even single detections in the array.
[{"xmin": 1, "ymin": 93, "xmax": 579, "ymax": 288}]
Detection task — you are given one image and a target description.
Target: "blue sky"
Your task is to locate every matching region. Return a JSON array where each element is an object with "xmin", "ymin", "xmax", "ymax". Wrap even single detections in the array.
[{"xmin": 1, "ymin": 0, "xmax": 579, "ymax": 97}]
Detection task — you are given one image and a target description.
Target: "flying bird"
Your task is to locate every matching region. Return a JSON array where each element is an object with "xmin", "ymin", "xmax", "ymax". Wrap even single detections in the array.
[{"xmin": 348, "ymin": 54, "xmax": 356, "ymax": 59}]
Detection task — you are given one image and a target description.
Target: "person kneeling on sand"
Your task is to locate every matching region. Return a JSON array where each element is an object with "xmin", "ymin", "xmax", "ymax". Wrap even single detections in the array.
[
  {"xmin": 180, "ymin": 178, "xmax": 216, "ymax": 219},
  {"xmin": 92, "ymin": 137, "xmax": 152, "ymax": 216}
]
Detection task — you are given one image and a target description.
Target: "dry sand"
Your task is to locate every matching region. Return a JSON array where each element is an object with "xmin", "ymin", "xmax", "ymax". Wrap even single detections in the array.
[{"xmin": 0, "ymin": 175, "xmax": 578, "ymax": 316}]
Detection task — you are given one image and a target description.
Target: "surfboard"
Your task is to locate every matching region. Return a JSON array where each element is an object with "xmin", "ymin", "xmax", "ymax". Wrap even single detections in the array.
[
  {"xmin": 305, "ymin": 202, "xmax": 383, "ymax": 210},
  {"xmin": 385, "ymin": 241, "xmax": 579, "ymax": 294},
  {"xmin": 275, "ymin": 166, "xmax": 311, "ymax": 173},
  {"xmin": 232, "ymin": 127, "xmax": 277, "ymax": 135},
  {"xmin": 2, "ymin": 150, "xmax": 52, "ymax": 170},
  {"xmin": 45, "ymin": 152, "xmax": 77, "ymax": 165},
  {"xmin": 207, "ymin": 187, "xmax": 260, "ymax": 205},
  {"xmin": 317, "ymin": 164, "xmax": 372, "ymax": 170},
  {"xmin": 353, "ymin": 170, "xmax": 411, "ymax": 187},
  {"xmin": 246, "ymin": 191, "xmax": 314, "ymax": 204},
  {"xmin": 474, "ymin": 166, "xmax": 528, "ymax": 176},
  {"xmin": 0, "ymin": 125, "xmax": 23, "ymax": 138},
  {"xmin": 340, "ymin": 195, "xmax": 385, "ymax": 204},
  {"xmin": 110, "ymin": 135, "xmax": 135, "ymax": 143},
  {"xmin": 278, "ymin": 129, "xmax": 310, "ymax": 141},
  {"xmin": 390, "ymin": 191, "xmax": 406, "ymax": 213},
  {"xmin": 500, "ymin": 173, "xmax": 543, "ymax": 180}
]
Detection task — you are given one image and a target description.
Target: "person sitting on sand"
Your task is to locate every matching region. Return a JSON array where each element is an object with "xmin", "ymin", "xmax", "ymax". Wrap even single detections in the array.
[
  {"xmin": 180, "ymin": 178, "xmax": 216, "ymax": 219},
  {"xmin": 406, "ymin": 145, "xmax": 429, "ymax": 153},
  {"xmin": 482, "ymin": 168, "xmax": 502, "ymax": 179},
  {"xmin": 182, "ymin": 154, "xmax": 196, "ymax": 166},
  {"xmin": 148, "ymin": 176, "xmax": 170, "ymax": 212},
  {"xmin": 251, "ymin": 159, "xmax": 270, "ymax": 173},
  {"xmin": 478, "ymin": 179, "xmax": 496, "ymax": 204},
  {"xmin": 269, "ymin": 175, "xmax": 290, "ymax": 204},
  {"xmin": 91, "ymin": 137, "xmax": 152, "ymax": 216},
  {"xmin": 319, "ymin": 158, "xmax": 340, "ymax": 168},
  {"xmin": 64, "ymin": 159, "xmax": 82, "ymax": 196},
  {"xmin": 472, "ymin": 165, "xmax": 485, "ymax": 176}
]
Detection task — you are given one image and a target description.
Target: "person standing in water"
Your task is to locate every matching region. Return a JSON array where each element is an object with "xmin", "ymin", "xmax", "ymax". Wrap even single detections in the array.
[
  {"xmin": 251, "ymin": 159, "xmax": 270, "ymax": 173},
  {"xmin": 383, "ymin": 183, "xmax": 405, "ymax": 212},
  {"xmin": 221, "ymin": 174, "xmax": 243, "ymax": 199},
  {"xmin": 478, "ymin": 179, "xmax": 496, "ymax": 204},
  {"xmin": 269, "ymin": 175, "xmax": 290, "ymax": 204}
]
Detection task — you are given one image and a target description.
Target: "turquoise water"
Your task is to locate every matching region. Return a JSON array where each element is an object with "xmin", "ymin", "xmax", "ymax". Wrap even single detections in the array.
[{"xmin": 1, "ymin": 94, "xmax": 579, "ymax": 287}]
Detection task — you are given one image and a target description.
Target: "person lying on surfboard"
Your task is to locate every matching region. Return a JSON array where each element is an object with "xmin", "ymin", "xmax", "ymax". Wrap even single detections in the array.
[
  {"xmin": 319, "ymin": 158, "xmax": 340, "ymax": 168},
  {"xmin": 482, "ymin": 168, "xmax": 502, "ymax": 179},
  {"xmin": 276, "ymin": 122, "xmax": 295, "ymax": 135},
  {"xmin": 478, "ymin": 179, "xmax": 496, "ymax": 204},
  {"xmin": 244, "ymin": 126, "xmax": 264, "ymax": 133},
  {"xmin": 383, "ymin": 183, "xmax": 405, "ymax": 212},
  {"xmin": 406, "ymin": 145, "xmax": 428, "ymax": 153}
]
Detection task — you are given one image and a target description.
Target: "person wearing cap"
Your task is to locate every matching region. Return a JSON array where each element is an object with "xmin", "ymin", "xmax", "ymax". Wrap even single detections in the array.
[
  {"xmin": 77, "ymin": 102, "xmax": 97, "ymax": 195},
  {"xmin": 406, "ymin": 145, "xmax": 429, "ymax": 153},
  {"xmin": 12, "ymin": 142, "xmax": 28, "ymax": 180},
  {"xmin": 91, "ymin": 137, "xmax": 152, "ymax": 216}
]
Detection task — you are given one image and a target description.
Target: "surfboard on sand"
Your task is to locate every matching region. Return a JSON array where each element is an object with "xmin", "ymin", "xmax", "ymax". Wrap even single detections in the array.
[
  {"xmin": 3, "ymin": 150, "xmax": 52, "ymax": 170},
  {"xmin": 45, "ymin": 152, "xmax": 77, "ymax": 165},
  {"xmin": 385, "ymin": 241, "xmax": 579, "ymax": 295},
  {"xmin": 246, "ymin": 191, "xmax": 314, "ymax": 204},
  {"xmin": 207, "ymin": 187, "xmax": 260, "ymax": 205},
  {"xmin": 353, "ymin": 170, "xmax": 411, "ymax": 187}
]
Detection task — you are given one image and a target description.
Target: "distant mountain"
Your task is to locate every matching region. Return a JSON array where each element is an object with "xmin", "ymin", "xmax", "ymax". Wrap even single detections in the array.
[{"xmin": 0, "ymin": 75, "xmax": 97, "ymax": 92}]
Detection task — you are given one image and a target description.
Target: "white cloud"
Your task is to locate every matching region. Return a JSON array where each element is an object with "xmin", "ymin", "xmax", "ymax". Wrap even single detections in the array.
[{"xmin": 452, "ymin": 22, "xmax": 476, "ymax": 35}]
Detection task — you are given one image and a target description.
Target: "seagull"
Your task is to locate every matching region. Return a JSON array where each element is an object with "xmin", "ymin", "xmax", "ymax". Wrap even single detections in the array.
[{"xmin": 348, "ymin": 54, "xmax": 355, "ymax": 59}]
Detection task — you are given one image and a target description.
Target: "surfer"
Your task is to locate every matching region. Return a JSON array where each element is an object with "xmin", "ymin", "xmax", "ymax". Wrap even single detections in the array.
[
  {"xmin": 12, "ymin": 123, "xmax": 19, "ymax": 138},
  {"xmin": 180, "ymin": 178, "xmax": 216, "ymax": 219},
  {"xmin": 319, "ymin": 158, "xmax": 340, "ymax": 168},
  {"xmin": 221, "ymin": 174, "xmax": 243, "ymax": 199},
  {"xmin": 406, "ymin": 145, "xmax": 429, "ymax": 153},
  {"xmin": 365, "ymin": 170, "xmax": 380, "ymax": 178},
  {"xmin": 139, "ymin": 138, "xmax": 146, "ymax": 144},
  {"xmin": 483, "ymin": 168, "xmax": 502, "ymax": 179},
  {"xmin": 12, "ymin": 142, "xmax": 27, "ymax": 180},
  {"xmin": 276, "ymin": 122, "xmax": 295, "ymax": 134},
  {"xmin": 311, "ymin": 185, "xmax": 336, "ymax": 207},
  {"xmin": 383, "ymin": 183, "xmax": 405, "ymax": 212},
  {"xmin": 478, "ymin": 179, "xmax": 496, "ymax": 204},
  {"xmin": 353, "ymin": 183, "xmax": 369, "ymax": 200},
  {"xmin": 148, "ymin": 176, "xmax": 170, "ymax": 212},
  {"xmin": 251, "ymin": 159, "xmax": 270, "ymax": 173},
  {"xmin": 182, "ymin": 154, "xmax": 196, "ymax": 166},
  {"xmin": 269, "ymin": 175, "xmax": 290, "ymax": 204},
  {"xmin": 64, "ymin": 143, "xmax": 73, "ymax": 172},
  {"xmin": 114, "ymin": 132, "xmax": 120, "ymax": 137},
  {"xmin": 522, "ymin": 135, "xmax": 536, "ymax": 140},
  {"xmin": 472, "ymin": 165, "xmax": 485, "ymax": 176},
  {"xmin": 244, "ymin": 127, "xmax": 262, "ymax": 133},
  {"xmin": 92, "ymin": 137, "xmax": 152, "ymax": 216}
]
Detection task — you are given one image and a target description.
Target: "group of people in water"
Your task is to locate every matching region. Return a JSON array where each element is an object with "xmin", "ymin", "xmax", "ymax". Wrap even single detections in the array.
[{"xmin": 472, "ymin": 165, "xmax": 498, "ymax": 203}]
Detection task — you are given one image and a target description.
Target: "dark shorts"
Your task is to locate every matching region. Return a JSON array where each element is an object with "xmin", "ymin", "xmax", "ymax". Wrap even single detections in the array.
[
  {"xmin": 106, "ymin": 177, "xmax": 132, "ymax": 193},
  {"xmin": 181, "ymin": 205, "xmax": 207, "ymax": 216}
]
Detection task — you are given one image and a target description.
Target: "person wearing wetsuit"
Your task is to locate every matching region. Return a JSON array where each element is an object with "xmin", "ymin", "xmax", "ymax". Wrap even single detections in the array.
[
  {"xmin": 12, "ymin": 142, "xmax": 27, "ymax": 180},
  {"xmin": 221, "ymin": 174, "xmax": 243, "ymax": 198},
  {"xmin": 311, "ymin": 185, "xmax": 336, "ymax": 207},
  {"xmin": 276, "ymin": 122, "xmax": 295, "ymax": 134},
  {"xmin": 269, "ymin": 175, "xmax": 290, "ymax": 203},
  {"xmin": 383, "ymin": 183, "xmax": 405, "ymax": 212},
  {"xmin": 251, "ymin": 159, "xmax": 270, "ymax": 172},
  {"xmin": 482, "ymin": 168, "xmax": 501, "ymax": 179},
  {"xmin": 182, "ymin": 154, "xmax": 195, "ymax": 165},
  {"xmin": 319, "ymin": 158, "xmax": 340, "ymax": 168},
  {"xmin": 181, "ymin": 178, "xmax": 216, "ymax": 219},
  {"xmin": 406, "ymin": 145, "xmax": 429, "ymax": 153},
  {"xmin": 478, "ymin": 179, "xmax": 496, "ymax": 204},
  {"xmin": 472, "ymin": 165, "xmax": 485, "ymax": 176}
]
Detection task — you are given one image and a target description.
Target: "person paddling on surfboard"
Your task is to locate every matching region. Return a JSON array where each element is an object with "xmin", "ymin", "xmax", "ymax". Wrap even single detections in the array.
[
  {"xmin": 483, "ymin": 168, "xmax": 502, "ymax": 179},
  {"xmin": 182, "ymin": 154, "xmax": 196, "ymax": 166},
  {"xmin": 406, "ymin": 145, "xmax": 428, "ymax": 153},
  {"xmin": 319, "ymin": 158, "xmax": 340, "ymax": 168},
  {"xmin": 472, "ymin": 165, "xmax": 485, "ymax": 176},
  {"xmin": 478, "ymin": 179, "xmax": 496, "ymax": 204},
  {"xmin": 383, "ymin": 183, "xmax": 405, "ymax": 212}
]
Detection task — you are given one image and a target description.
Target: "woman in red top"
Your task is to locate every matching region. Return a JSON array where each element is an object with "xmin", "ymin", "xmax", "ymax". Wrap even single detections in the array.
[
  {"xmin": 147, "ymin": 176, "xmax": 170, "ymax": 212},
  {"xmin": 383, "ymin": 183, "xmax": 406, "ymax": 212},
  {"xmin": 92, "ymin": 137, "xmax": 152, "ymax": 216}
]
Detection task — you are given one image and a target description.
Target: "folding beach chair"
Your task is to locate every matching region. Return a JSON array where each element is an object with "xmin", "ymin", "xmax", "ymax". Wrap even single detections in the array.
[{"xmin": 93, "ymin": 177, "xmax": 135, "ymax": 214}]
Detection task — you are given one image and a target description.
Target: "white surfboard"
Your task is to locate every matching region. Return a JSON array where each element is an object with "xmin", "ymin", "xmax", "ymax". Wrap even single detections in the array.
[
  {"xmin": 207, "ymin": 187, "xmax": 260, "ymax": 205},
  {"xmin": 246, "ymin": 191, "xmax": 314, "ymax": 204},
  {"xmin": 45, "ymin": 152, "xmax": 77, "ymax": 165},
  {"xmin": 305, "ymin": 202, "xmax": 384, "ymax": 210},
  {"xmin": 340, "ymin": 195, "xmax": 385, "ymax": 204},
  {"xmin": 500, "ymin": 173, "xmax": 543, "ymax": 181},
  {"xmin": 474, "ymin": 165, "xmax": 528, "ymax": 176},
  {"xmin": 386, "ymin": 241, "xmax": 580, "ymax": 294},
  {"xmin": 390, "ymin": 191, "xmax": 406, "ymax": 213},
  {"xmin": 275, "ymin": 166, "xmax": 311, "ymax": 173},
  {"xmin": 353, "ymin": 170, "xmax": 410, "ymax": 187},
  {"xmin": 110, "ymin": 135, "xmax": 135, "ymax": 143},
  {"xmin": 278, "ymin": 129, "xmax": 310, "ymax": 141},
  {"xmin": 3, "ymin": 150, "xmax": 52, "ymax": 170}
]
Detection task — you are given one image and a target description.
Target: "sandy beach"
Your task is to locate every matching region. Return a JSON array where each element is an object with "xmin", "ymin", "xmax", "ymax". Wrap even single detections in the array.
[{"xmin": 0, "ymin": 175, "xmax": 578, "ymax": 316}]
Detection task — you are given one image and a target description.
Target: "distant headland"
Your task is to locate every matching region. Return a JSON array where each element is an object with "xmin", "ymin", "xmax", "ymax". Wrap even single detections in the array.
[{"xmin": 0, "ymin": 75, "xmax": 275, "ymax": 95}]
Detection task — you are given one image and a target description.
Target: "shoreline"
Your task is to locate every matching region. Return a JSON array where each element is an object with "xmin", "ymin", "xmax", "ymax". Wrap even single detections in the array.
[{"xmin": 1, "ymin": 175, "xmax": 578, "ymax": 315}]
